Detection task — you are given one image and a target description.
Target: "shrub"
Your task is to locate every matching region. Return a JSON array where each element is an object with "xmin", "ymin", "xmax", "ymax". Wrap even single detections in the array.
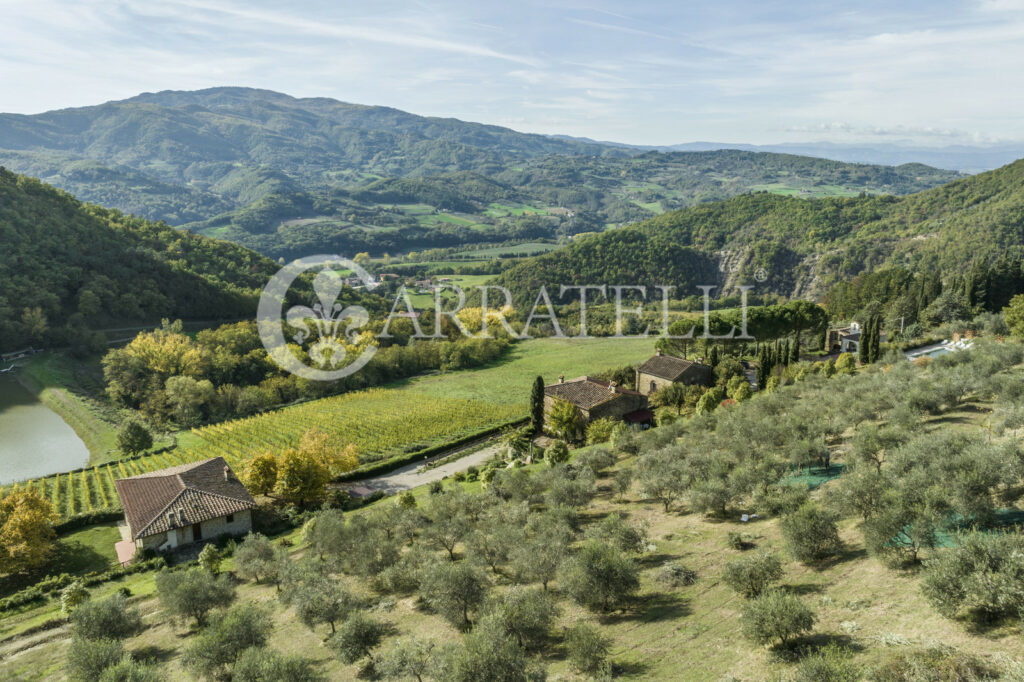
[
  {"xmin": 418, "ymin": 560, "xmax": 488, "ymax": 630},
  {"xmin": 585, "ymin": 418, "xmax": 617, "ymax": 446},
  {"xmin": 657, "ymin": 562, "xmax": 697, "ymax": 587},
  {"xmin": 97, "ymin": 657, "xmax": 164, "ymax": 682},
  {"xmin": 584, "ymin": 513, "xmax": 649, "ymax": 553},
  {"xmin": 576, "ymin": 447, "xmax": 616, "ymax": 475},
  {"xmin": 753, "ymin": 483, "xmax": 810, "ymax": 516},
  {"xmin": 453, "ymin": 471, "xmax": 467, "ymax": 482},
  {"xmin": 70, "ymin": 593, "xmax": 142, "ymax": 641},
  {"xmin": 66, "ymin": 637, "xmax": 123, "ymax": 682},
  {"xmin": 429, "ymin": 480, "xmax": 443, "ymax": 495},
  {"xmin": 780, "ymin": 503, "xmax": 842, "ymax": 563},
  {"xmin": 198, "ymin": 543, "xmax": 224, "ymax": 575},
  {"xmin": 727, "ymin": 531, "xmax": 754, "ymax": 550},
  {"xmin": 740, "ymin": 590, "xmax": 816, "ymax": 648},
  {"xmin": 560, "ymin": 540, "xmax": 640, "ymax": 612},
  {"xmin": 722, "ymin": 551, "xmax": 783, "ymax": 598},
  {"xmin": 565, "ymin": 622, "xmax": 612, "ymax": 675},
  {"xmin": 155, "ymin": 567, "xmax": 235, "ymax": 627},
  {"xmin": 482, "ymin": 586, "xmax": 560, "ymax": 652},
  {"xmin": 545, "ymin": 440, "xmax": 570, "ymax": 465},
  {"xmin": 330, "ymin": 611, "xmax": 386, "ymax": 669},
  {"xmin": 793, "ymin": 644, "xmax": 861, "ymax": 682},
  {"xmin": 920, "ymin": 531, "xmax": 1024, "ymax": 624},
  {"xmin": 871, "ymin": 646, "xmax": 1000, "ymax": 682},
  {"xmin": 398, "ymin": 491, "xmax": 417, "ymax": 508},
  {"xmin": 182, "ymin": 603, "xmax": 272, "ymax": 680},
  {"xmin": 60, "ymin": 580, "xmax": 89, "ymax": 617},
  {"xmin": 232, "ymin": 647, "xmax": 323, "ymax": 682}
]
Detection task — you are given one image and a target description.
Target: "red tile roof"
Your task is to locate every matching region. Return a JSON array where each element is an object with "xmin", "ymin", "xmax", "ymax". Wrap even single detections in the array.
[
  {"xmin": 637, "ymin": 354, "xmax": 711, "ymax": 381},
  {"xmin": 544, "ymin": 376, "xmax": 642, "ymax": 410},
  {"xmin": 114, "ymin": 457, "xmax": 256, "ymax": 540}
]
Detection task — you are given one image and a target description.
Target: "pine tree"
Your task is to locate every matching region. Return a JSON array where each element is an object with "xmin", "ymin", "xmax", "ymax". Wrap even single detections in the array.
[{"xmin": 530, "ymin": 376, "xmax": 545, "ymax": 433}]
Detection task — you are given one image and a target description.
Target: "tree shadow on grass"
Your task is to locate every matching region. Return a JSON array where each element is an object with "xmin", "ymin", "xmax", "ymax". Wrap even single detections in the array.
[
  {"xmin": 601, "ymin": 592, "xmax": 690, "ymax": 624},
  {"xmin": 635, "ymin": 552, "xmax": 679, "ymax": 569},
  {"xmin": 613, "ymin": 659, "xmax": 653, "ymax": 679},
  {"xmin": 782, "ymin": 582, "xmax": 826, "ymax": 596},
  {"xmin": 808, "ymin": 546, "xmax": 868, "ymax": 572},
  {"xmin": 132, "ymin": 644, "xmax": 175, "ymax": 665},
  {"xmin": 767, "ymin": 633, "xmax": 863, "ymax": 663}
]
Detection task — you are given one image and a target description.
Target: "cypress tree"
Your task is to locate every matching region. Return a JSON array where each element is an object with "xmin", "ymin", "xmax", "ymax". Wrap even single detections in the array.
[
  {"xmin": 790, "ymin": 334, "xmax": 801, "ymax": 364},
  {"xmin": 858, "ymin": 319, "xmax": 870, "ymax": 365},
  {"xmin": 869, "ymin": 315, "xmax": 882, "ymax": 363},
  {"xmin": 530, "ymin": 375, "xmax": 545, "ymax": 433},
  {"xmin": 709, "ymin": 345, "xmax": 720, "ymax": 368}
]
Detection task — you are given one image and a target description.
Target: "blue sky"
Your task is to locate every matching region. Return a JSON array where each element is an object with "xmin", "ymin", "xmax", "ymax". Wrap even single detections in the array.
[{"xmin": 1, "ymin": 0, "xmax": 1023, "ymax": 145}]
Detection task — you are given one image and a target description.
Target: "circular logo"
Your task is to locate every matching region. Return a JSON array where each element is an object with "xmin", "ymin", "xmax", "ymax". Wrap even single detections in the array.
[
  {"xmin": 754, "ymin": 268, "xmax": 768, "ymax": 282},
  {"xmin": 257, "ymin": 255, "xmax": 377, "ymax": 381}
]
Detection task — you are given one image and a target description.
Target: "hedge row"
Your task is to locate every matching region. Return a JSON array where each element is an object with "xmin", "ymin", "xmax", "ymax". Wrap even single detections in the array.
[
  {"xmin": 336, "ymin": 418, "xmax": 528, "ymax": 482},
  {"xmin": 55, "ymin": 510, "xmax": 124, "ymax": 534},
  {"xmin": 0, "ymin": 557, "xmax": 166, "ymax": 613}
]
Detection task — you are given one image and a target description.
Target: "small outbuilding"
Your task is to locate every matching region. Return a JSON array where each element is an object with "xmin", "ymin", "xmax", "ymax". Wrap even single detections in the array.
[{"xmin": 635, "ymin": 349, "xmax": 714, "ymax": 396}]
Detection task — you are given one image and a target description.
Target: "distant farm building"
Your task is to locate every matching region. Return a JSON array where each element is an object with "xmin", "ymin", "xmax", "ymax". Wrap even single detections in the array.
[
  {"xmin": 635, "ymin": 350, "xmax": 714, "ymax": 396},
  {"xmin": 826, "ymin": 321, "xmax": 861, "ymax": 354},
  {"xmin": 114, "ymin": 457, "xmax": 256, "ymax": 564},
  {"xmin": 544, "ymin": 375, "xmax": 652, "ymax": 428}
]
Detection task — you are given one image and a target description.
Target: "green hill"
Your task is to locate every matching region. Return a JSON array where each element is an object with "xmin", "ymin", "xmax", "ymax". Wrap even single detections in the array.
[
  {"xmin": 0, "ymin": 168, "xmax": 293, "ymax": 352},
  {"xmin": 0, "ymin": 89, "xmax": 963, "ymax": 260},
  {"xmin": 494, "ymin": 158, "xmax": 1024, "ymax": 304}
]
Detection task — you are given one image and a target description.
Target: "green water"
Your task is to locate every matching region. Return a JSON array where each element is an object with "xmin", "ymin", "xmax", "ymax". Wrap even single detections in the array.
[{"xmin": 0, "ymin": 373, "xmax": 88, "ymax": 485}]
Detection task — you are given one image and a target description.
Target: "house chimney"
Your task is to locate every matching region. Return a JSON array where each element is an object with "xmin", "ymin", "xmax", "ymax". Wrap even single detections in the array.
[
  {"xmin": 608, "ymin": 381, "xmax": 617, "ymax": 392},
  {"xmin": 224, "ymin": 465, "xmax": 231, "ymax": 481},
  {"xmin": 656, "ymin": 348, "xmax": 663, "ymax": 357},
  {"xmin": 558, "ymin": 374, "xmax": 564, "ymax": 383}
]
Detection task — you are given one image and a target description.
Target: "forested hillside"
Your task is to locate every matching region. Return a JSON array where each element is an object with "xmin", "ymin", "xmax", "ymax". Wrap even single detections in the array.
[
  {"xmin": 0, "ymin": 168, "xmax": 307, "ymax": 351},
  {"xmin": 494, "ymin": 158, "xmax": 1024, "ymax": 305},
  {"xmin": 0, "ymin": 89, "xmax": 963, "ymax": 259}
]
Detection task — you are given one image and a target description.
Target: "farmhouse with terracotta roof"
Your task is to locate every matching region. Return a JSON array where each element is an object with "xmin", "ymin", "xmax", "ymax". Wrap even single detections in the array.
[
  {"xmin": 635, "ymin": 349, "xmax": 714, "ymax": 396},
  {"xmin": 544, "ymin": 375, "xmax": 652, "ymax": 428},
  {"xmin": 113, "ymin": 457, "xmax": 256, "ymax": 564}
]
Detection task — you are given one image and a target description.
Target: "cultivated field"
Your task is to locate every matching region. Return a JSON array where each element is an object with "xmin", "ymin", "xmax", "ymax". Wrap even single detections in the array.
[{"xmin": 4, "ymin": 337, "xmax": 656, "ymax": 520}]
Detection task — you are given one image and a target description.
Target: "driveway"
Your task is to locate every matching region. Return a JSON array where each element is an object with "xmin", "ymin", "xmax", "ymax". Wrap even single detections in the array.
[{"xmin": 343, "ymin": 442, "xmax": 505, "ymax": 495}]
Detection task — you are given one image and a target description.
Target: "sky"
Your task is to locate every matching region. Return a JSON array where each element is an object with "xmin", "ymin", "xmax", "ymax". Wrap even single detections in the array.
[{"xmin": 1, "ymin": 0, "xmax": 1024, "ymax": 146}]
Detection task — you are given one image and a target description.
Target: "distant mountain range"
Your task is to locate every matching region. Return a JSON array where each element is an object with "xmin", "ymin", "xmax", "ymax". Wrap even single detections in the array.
[
  {"xmin": 550, "ymin": 135, "xmax": 1023, "ymax": 174},
  {"xmin": 0, "ymin": 88, "xmax": 973, "ymax": 261}
]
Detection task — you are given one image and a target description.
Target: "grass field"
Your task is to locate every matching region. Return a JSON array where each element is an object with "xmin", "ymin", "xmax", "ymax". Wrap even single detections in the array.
[{"xmin": 3, "ymin": 338, "xmax": 657, "ymax": 520}]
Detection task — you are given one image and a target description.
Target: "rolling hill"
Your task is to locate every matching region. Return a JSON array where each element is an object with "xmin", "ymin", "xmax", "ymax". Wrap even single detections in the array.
[
  {"xmin": 0, "ymin": 89, "xmax": 964, "ymax": 260},
  {"xmin": 493, "ymin": 157, "xmax": 1024, "ymax": 305}
]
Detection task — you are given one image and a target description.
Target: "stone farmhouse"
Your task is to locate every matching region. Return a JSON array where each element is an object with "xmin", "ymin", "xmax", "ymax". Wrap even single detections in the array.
[
  {"xmin": 114, "ymin": 457, "xmax": 256, "ymax": 565},
  {"xmin": 544, "ymin": 375, "xmax": 653, "ymax": 429},
  {"xmin": 635, "ymin": 350, "xmax": 714, "ymax": 396},
  {"xmin": 826, "ymin": 321, "xmax": 861, "ymax": 354}
]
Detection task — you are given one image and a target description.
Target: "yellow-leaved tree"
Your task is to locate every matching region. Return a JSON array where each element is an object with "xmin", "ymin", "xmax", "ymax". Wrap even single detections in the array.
[
  {"xmin": 266, "ymin": 429, "xmax": 360, "ymax": 506},
  {"xmin": 0, "ymin": 489, "xmax": 58, "ymax": 574},
  {"xmin": 244, "ymin": 452, "xmax": 279, "ymax": 496}
]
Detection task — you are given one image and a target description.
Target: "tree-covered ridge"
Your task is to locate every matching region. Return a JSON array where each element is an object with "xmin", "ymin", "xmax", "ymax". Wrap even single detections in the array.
[
  {"xmin": 0, "ymin": 88, "xmax": 963, "ymax": 259},
  {"xmin": 494, "ymin": 158, "xmax": 1024, "ymax": 303},
  {"xmin": 0, "ymin": 168, "xmax": 289, "ymax": 351}
]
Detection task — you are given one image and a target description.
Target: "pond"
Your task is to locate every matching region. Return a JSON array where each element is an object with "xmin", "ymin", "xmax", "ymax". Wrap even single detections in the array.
[{"xmin": 0, "ymin": 373, "xmax": 89, "ymax": 485}]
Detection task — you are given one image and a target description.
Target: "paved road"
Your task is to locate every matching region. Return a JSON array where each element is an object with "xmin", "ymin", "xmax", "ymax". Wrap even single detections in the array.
[{"xmin": 343, "ymin": 443, "xmax": 506, "ymax": 495}]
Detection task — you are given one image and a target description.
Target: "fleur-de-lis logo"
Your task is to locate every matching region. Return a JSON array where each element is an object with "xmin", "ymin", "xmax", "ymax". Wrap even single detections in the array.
[{"xmin": 257, "ymin": 256, "xmax": 377, "ymax": 381}]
